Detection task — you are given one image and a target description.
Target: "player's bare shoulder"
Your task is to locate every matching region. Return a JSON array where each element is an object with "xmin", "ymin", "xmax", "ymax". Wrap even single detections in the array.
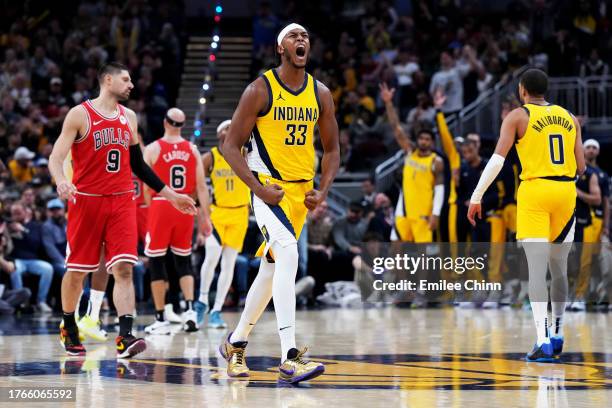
[
  {"xmin": 314, "ymin": 79, "xmax": 335, "ymax": 119},
  {"xmin": 506, "ymin": 106, "xmax": 530, "ymax": 139},
  {"xmin": 122, "ymin": 106, "xmax": 138, "ymax": 131},
  {"xmin": 240, "ymin": 76, "xmax": 270, "ymax": 111},
  {"xmin": 61, "ymin": 104, "xmax": 89, "ymax": 138}
]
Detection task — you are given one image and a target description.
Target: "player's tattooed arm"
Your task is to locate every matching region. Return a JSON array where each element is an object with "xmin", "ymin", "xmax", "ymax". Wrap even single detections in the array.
[
  {"xmin": 49, "ymin": 106, "xmax": 87, "ymax": 200},
  {"xmin": 306, "ymin": 80, "xmax": 340, "ymax": 211},
  {"xmin": 224, "ymin": 78, "xmax": 284, "ymax": 206},
  {"xmin": 379, "ymin": 82, "xmax": 412, "ymax": 152}
]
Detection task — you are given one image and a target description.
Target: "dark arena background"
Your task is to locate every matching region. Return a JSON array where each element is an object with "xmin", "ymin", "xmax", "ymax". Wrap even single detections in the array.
[{"xmin": 0, "ymin": 1, "xmax": 611, "ymax": 407}]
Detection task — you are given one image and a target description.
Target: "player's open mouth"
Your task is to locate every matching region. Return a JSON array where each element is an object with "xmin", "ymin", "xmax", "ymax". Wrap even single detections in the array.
[{"xmin": 296, "ymin": 46, "xmax": 306, "ymax": 57}]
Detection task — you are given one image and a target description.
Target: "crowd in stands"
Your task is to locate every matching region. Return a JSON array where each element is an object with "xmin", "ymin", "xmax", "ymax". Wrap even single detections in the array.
[
  {"xmin": 1, "ymin": 1, "xmax": 611, "ymax": 314},
  {"xmin": 0, "ymin": 1, "xmax": 185, "ymax": 314},
  {"xmin": 252, "ymin": 0, "xmax": 611, "ymax": 172}
]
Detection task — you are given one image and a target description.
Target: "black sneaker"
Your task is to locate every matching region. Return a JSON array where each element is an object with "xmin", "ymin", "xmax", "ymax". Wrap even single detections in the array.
[
  {"xmin": 60, "ymin": 327, "xmax": 86, "ymax": 356},
  {"xmin": 526, "ymin": 342, "xmax": 554, "ymax": 362},
  {"xmin": 116, "ymin": 335, "xmax": 147, "ymax": 359}
]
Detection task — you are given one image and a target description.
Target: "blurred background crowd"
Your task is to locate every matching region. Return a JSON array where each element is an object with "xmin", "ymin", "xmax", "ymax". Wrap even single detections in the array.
[{"xmin": 0, "ymin": 0, "xmax": 610, "ymax": 315}]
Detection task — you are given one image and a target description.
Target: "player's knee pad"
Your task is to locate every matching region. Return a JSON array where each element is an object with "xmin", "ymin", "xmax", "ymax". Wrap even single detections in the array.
[
  {"xmin": 149, "ymin": 256, "xmax": 168, "ymax": 282},
  {"xmin": 174, "ymin": 254, "xmax": 193, "ymax": 279}
]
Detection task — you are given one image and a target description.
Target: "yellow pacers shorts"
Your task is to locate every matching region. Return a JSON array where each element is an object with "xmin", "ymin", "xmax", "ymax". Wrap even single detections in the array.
[
  {"xmin": 516, "ymin": 178, "xmax": 576, "ymax": 241},
  {"xmin": 210, "ymin": 204, "xmax": 250, "ymax": 252},
  {"xmin": 394, "ymin": 215, "xmax": 433, "ymax": 243},
  {"xmin": 252, "ymin": 174, "xmax": 312, "ymax": 257}
]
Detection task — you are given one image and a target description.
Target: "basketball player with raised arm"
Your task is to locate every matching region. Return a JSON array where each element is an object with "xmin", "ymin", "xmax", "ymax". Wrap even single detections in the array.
[
  {"xmin": 468, "ymin": 68, "xmax": 585, "ymax": 361},
  {"xmin": 219, "ymin": 24, "xmax": 340, "ymax": 383},
  {"xmin": 143, "ymin": 107, "xmax": 212, "ymax": 335},
  {"xmin": 49, "ymin": 62, "xmax": 197, "ymax": 358}
]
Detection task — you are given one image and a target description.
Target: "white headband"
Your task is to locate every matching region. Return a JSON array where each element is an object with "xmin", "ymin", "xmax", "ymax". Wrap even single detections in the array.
[
  {"xmin": 277, "ymin": 23, "xmax": 307, "ymax": 46},
  {"xmin": 216, "ymin": 119, "xmax": 231, "ymax": 134},
  {"xmin": 584, "ymin": 139, "xmax": 600, "ymax": 150}
]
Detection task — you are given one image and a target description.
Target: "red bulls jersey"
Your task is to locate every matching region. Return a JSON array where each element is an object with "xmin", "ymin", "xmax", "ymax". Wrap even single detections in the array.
[
  {"xmin": 151, "ymin": 138, "xmax": 197, "ymax": 196},
  {"xmin": 72, "ymin": 100, "xmax": 134, "ymax": 194}
]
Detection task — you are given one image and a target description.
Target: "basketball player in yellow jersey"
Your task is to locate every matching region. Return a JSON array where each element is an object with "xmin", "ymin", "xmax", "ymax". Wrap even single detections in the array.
[
  {"xmin": 219, "ymin": 23, "xmax": 340, "ymax": 383},
  {"xmin": 468, "ymin": 68, "xmax": 586, "ymax": 362},
  {"xmin": 196, "ymin": 119, "xmax": 250, "ymax": 329},
  {"xmin": 379, "ymin": 83, "xmax": 445, "ymax": 243}
]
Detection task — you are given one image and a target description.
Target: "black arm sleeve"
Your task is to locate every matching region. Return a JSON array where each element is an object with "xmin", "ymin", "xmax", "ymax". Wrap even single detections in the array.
[{"xmin": 129, "ymin": 144, "xmax": 165, "ymax": 193}]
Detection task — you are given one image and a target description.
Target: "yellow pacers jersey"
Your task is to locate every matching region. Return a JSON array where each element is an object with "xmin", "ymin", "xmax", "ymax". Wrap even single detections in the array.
[
  {"xmin": 248, "ymin": 69, "xmax": 319, "ymax": 181},
  {"xmin": 210, "ymin": 147, "xmax": 249, "ymax": 207},
  {"xmin": 403, "ymin": 151, "xmax": 436, "ymax": 218},
  {"xmin": 516, "ymin": 104, "xmax": 577, "ymax": 180}
]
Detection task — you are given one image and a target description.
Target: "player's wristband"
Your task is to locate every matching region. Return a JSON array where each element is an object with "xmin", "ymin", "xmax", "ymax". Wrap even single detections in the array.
[
  {"xmin": 432, "ymin": 184, "xmax": 445, "ymax": 216},
  {"xmin": 470, "ymin": 153, "xmax": 505, "ymax": 204},
  {"xmin": 129, "ymin": 144, "xmax": 165, "ymax": 193}
]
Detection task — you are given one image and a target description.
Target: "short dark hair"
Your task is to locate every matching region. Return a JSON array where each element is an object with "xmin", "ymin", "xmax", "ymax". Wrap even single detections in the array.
[
  {"xmin": 417, "ymin": 128, "xmax": 435, "ymax": 140},
  {"xmin": 349, "ymin": 201, "xmax": 364, "ymax": 213},
  {"xmin": 97, "ymin": 62, "xmax": 129, "ymax": 84},
  {"xmin": 520, "ymin": 68, "xmax": 548, "ymax": 96}
]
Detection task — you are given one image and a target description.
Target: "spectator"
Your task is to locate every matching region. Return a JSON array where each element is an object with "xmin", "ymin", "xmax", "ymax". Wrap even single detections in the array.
[
  {"xmin": 332, "ymin": 201, "xmax": 369, "ymax": 256},
  {"xmin": 8, "ymin": 147, "xmax": 35, "ymax": 184},
  {"xmin": 0, "ymin": 219, "xmax": 31, "ymax": 314},
  {"xmin": 406, "ymin": 92, "xmax": 436, "ymax": 131},
  {"xmin": 32, "ymin": 157, "xmax": 52, "ymax": 187},
  {"xmin": 252, "ymin": 1, "xmax": 279, "ymax": 55},
  {"xmin": 42, "ymin": 198, "xmax": 67, "ymax": 278},
  {"xmin": 393, "ymin": 48, "xmax": 420, "ymax": 113},
  {"xmin": 367, "ymin": 193, "xmax": 393, "ymax": 240},
  {"xmin": 47, "ymin": 77, "xmax": 68, "ymax": 108},
  {"xmin": 307, "ymin": 201, "xmax": 333, "ymax": 295},
  {"xmin": 580, "ymin": 49, "xmax": 609, "ymax": 77},
  {"xmin": 7, "ymin": 202, "xmax": 53, "ymax": 313},
  {"xmin": 360, "ymin": 176, "xmax": 377, "ymax": 209},
  {"xmin": 429, "ymin": 51, "xmax": 467, "ymax": 115}
]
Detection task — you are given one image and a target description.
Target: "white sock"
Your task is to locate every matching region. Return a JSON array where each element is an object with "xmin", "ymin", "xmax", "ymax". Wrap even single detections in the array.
[
  {"xmin": 271, "ymin": 242, "xmax": 298, "ymax": 360},
  {"xmin": 552, "ymin": 316, "xmax": 563, "ymax": 338},
  {"xmin": 549, "ymin": 242, "xmax": 571, "ymax": 338},
  {"xmin": 523, "ymin": 240, "xmax": 551, "ymax": 346},
  {"xmin": 230, "ymin": 257, "xmax": 275, "ymax": 343},
  {"xmin": 531, "ymin": 302, "xmax": 550, "ymax": 345},
  {"xmin": 87, "ymin": 289, "xmax": 105, "ymax": 321},
  {"xmin": 199, "ymin": 236, "xmax": 223, "ymax": 305},
  {"xmin": 213, "ymin": 247, "xmax": 238, "ymax": 312}
]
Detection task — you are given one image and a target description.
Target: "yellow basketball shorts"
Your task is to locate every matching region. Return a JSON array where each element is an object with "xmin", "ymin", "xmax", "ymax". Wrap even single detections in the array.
[
  {"xmin": 516, "ymin": 178, "xmax": 576, "ymax": 242},
  {"xmin": 252, "ymin": 174, "xmax": 312, "ymax": 257},
  {"xmin": 394, "ymin": 216, "xmax": 433, "ymax": 243},
  {"xmin": 210, "ymin": 204, "xmax": 249, "ymax": 252}
]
